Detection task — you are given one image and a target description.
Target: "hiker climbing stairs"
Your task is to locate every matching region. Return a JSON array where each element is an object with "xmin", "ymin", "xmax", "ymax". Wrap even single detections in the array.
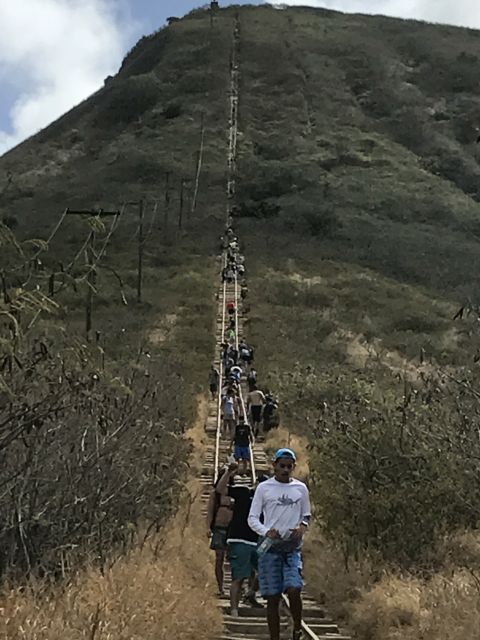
[
  {"xmin": 200, "ymin": 15, "xmax": 350, "ymax": 640},
  {"xmin": 200, "ymin": 258, "xmax": 350, "ymax": 640}
]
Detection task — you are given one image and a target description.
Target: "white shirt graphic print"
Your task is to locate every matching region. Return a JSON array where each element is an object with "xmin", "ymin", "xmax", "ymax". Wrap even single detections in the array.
[{"xmin": 248, "ymin": 477, "xmax": 311, "ymax": 539}]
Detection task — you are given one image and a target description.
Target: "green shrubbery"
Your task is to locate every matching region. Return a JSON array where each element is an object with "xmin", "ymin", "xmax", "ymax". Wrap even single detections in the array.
[
  {"xmin": 310, "ymin": 373, "xmax": 480, "ymax": 567},
  {"xmin": 163, "ymin": 101, "xmax": 182, "ymax": 119},
  {"xmin": 299, "ymin": 204, "xmax": 341, "ymax": 237},
  {"xmin": 94, "ymin": 76, "xmax": 160, "ymax": 128}
]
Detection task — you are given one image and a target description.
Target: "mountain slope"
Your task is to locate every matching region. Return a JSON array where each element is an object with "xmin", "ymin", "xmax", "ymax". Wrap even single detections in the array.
[{"xmin": 2, "ymin": 4, "xmax": 480, "ymax": 628}]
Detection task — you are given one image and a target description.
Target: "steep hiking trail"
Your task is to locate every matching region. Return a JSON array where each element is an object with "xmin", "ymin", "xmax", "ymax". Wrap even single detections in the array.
[
  {"xmin": 194, "ymin": 16, "xmax": 351, "ymax": 640},
  {"xmin": 201, "ymin": 250, "xmax": 351, "ymax": 640}
]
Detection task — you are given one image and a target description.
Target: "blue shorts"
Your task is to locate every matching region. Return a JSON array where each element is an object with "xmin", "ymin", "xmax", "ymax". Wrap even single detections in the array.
[
  {"xmin": 234, "ymin": 445, "xmax": 250, "ymax": 460},
  {"xmin": 258, "ymin": 549, "xmax": 304, "ymax": 596}
]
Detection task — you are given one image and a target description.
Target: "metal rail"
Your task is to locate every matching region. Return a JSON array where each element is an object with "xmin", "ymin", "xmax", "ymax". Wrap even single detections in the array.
[
  {"xmin": 213, "ymin": 256, "xmax": 228, "ymax": 485},
  {"xmin": 281, "ymin": 594, "xmax": 322, "ymax": 640},
  {"xmin": 234, "ymin": 272, "xmax": 256, "ymax": 484}
]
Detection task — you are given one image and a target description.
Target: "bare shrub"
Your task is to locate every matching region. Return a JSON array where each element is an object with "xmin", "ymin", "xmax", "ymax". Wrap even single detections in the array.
[
  {"xmin": 310, "ymin": 371, "xmax": 480, "ymax": 567},
  {"xmin": 0, "ymin": 503, "xmax": 222, "ymax": 640},
  {"xmin": 0, "ymin": 224, "xmax": 190, "ymax": 577}
]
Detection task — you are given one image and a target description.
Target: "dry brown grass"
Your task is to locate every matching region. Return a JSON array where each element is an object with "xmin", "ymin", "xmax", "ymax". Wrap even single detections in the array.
[
  {"xmin": 303, "ymin": 527, "xmax": 374, "ymax": 621},
  {"xmin": 264, "ymin": 426, "xmax": 310, "ymax": 480},
  {"xmin": 0, "ymin": 395, "xmax": 223, "ymax": 640},
  {"xmin": 0, "ymin": 499, "xmax": 222, "ymax": 640},
  {"xmin": 348, "ymin": 569, "xmax": 480, "ymax": 640},
  {"xmin": 304, "ymin": 529, "xmax": 480, "ymax": 640}
]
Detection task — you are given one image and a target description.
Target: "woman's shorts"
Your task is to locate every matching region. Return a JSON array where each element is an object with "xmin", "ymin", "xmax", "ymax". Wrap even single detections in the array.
[{"xmin": 210, "ymin": 526, "xmax": 228, "ymax": 551}]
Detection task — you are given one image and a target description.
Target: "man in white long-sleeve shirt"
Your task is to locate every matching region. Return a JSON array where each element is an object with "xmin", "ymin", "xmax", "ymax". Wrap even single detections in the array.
[{"xmin": 248, "ymin": 448, "xmax": 311, "ymax": 640}]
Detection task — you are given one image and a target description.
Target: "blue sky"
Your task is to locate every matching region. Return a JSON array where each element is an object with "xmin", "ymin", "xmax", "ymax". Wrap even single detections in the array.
[
  {"xmin": 0, "ymin": 0, "xmax": 261, "ymax": 154},
  {"xmin": 1, "ymin": 0, "xmax": 480, "ymax": 155}
]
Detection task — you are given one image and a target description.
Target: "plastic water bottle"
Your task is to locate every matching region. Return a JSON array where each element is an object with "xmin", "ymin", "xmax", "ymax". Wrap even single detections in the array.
[{"xmin": 257, "ymin": 537, "xmax": 273, "ymax": 557}]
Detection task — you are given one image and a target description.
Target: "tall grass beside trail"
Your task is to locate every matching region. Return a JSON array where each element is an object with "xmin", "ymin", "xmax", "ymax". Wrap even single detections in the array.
[
  {"xmin": 0, "ymin": 492, "xmax": 222, "ymax": 640},
  {"xmin": 304, "ymin": 530, "xmax": 480, "ymax": 640}
]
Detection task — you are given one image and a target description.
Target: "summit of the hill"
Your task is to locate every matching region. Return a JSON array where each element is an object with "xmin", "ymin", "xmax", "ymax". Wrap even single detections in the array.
[{"xmin": 2, "ymin": 2, "xmax": 480, "ymax": 303}]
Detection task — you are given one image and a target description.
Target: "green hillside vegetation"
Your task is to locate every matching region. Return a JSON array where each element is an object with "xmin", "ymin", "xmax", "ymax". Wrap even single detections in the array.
[
  {"xmin": 230, "ymin": 5, "xmax": 480, "ymax": 636},
  {"xmin": 231, "ymin": 3, "xmax": 480, "ymax": 561},
  {"xmin": 2, "ymin": 3, "xmax": 480, "ymax": 637},
  {"xmin": 0, "ymin": 10, "xmax": 238, "ymax": 577}
]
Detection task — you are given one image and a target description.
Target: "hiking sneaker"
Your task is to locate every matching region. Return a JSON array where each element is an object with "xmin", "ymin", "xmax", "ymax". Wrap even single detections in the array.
[{"xmin": 230, "ymin": 608, "xmax": 239, "ymax": 618}]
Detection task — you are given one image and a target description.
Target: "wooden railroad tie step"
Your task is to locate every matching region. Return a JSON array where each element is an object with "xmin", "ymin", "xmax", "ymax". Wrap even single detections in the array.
[{"xmin": 214, "ymin": 636, "xmax": 350, "ymax": 640}]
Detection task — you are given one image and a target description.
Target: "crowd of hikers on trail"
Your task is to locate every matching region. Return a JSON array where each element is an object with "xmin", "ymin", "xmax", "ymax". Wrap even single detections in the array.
[{"xmin": 207, "ymin": 226, "xmax": 311, "ymax": 640}]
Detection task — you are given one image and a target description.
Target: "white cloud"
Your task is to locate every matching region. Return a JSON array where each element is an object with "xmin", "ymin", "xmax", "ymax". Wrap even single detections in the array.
[
  {"xmin": 269, "ymin": 0, "xmax": 480, "ymax": 29},
  {"xmin": 0, "ymin": 0, "xmax": 136, "ymax": 155}
]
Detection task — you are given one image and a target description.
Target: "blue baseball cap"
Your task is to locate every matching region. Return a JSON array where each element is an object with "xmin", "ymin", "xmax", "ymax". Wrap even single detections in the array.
[{"xmin": 273, "ymin": 448, "xmax": 296, "ymax": 462}]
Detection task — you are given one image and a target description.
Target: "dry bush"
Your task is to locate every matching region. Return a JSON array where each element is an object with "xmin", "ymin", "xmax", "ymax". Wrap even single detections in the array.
[
  {"xmin": 303, "ymin": 527, "xmax": 374, "ymax": 621},
  {"xmin": 349, "ymin": 575, "xmax": 421, "ymax": 640},
  {"xmin": 307, "ymin": 372, "xmax": 480, "ymax": 567},
  {"xmin": 0, "ymin": 223, "xmax": 192, "ymax": 577},
  {"xmin": 264, "ymin": 426, "xmax": 309, "ymax": 479},
  {"xmin": 436, "ymin": 530, "xmax": 480, "ymax": 571},
  {"xmin": 0, "ymin": 487, "xmax": 222, "ymax": 640},
  {"xmin": 0, "ymin": 325, "xmax": 190, "ymax": 576},
  {"xmin": 347, "ymin": 568, "xmax": 480, "ymax": 640},
  {"xmin": 304, "ymin": 530, "xmax": 480, "ymax": 640},
  {"xmin": 412, "ymin": 571, "xmax": 480, "ymax": 640}
]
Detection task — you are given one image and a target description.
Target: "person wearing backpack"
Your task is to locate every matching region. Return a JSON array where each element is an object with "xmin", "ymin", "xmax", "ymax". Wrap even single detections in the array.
[
  {"xmin": 209, "ymin": 364, "xmax": 220, "ymax": 399},
  {"xmin": 240, "ymin": 341, "xmax": 252, "ymax": 370},
  {"xmin": 263, "ymin": 395, "xmax": 280, "ymax": 433},
  {"xmin": 247, "ymin": 368, "xmax": 257, "ymax": 390},
  {"xmin": 207, "ymin": 467, "xmax": 234, "ymax": 595}
]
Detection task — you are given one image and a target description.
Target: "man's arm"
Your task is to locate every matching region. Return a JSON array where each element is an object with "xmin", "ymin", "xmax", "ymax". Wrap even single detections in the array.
[
  {"xmin": 248, "ymin": 485, "xmax": 269, "ymax": 537},
  {"xmin": 206, "ymin": 490, "xmax": 216, "ymax": 534},
  {"xmin": 215, "ymin": 464, "xmax": 236, "ymax": 495},
  {"xmin": 290, "ymin": 486, "xmax": 312, "ymax": 541},
  {"xmin": 301, "ymin": 485, "xmax": 312, "ymax": 521}
]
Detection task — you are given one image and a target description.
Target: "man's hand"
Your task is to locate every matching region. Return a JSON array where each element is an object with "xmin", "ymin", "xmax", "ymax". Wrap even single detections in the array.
[
  {"xmin": 290, "ymin": 524, "xmax": 308, "ymax": 542},
  {"xmin": 266, "ymin": 528, "xmax": 281, "ymax": 540}
]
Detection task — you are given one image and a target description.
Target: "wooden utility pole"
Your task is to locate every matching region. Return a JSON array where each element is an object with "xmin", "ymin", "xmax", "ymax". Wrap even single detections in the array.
[
  {"xmin": 48, "ymin": 273, "xmax": 55, "ymax": 297},
  {"xmin": 137, "ymin": 199, "xmax": 144, "ymax": 303},
  {"xmin": 164, "ymin": 172, "xmax": 171, "ymax": 240},
  {"xmin": 85, "ymin": 232, "xmax": 95, "ymax": 340},
  {"xmin": 191, "ymin": 111, "xmax": 205, "ymax": 219},
  {"xmin": 178, "ymin": 179, "xmax": 185, "ymax": 230},
  {"xmin": 65, "ymin": 208, "xmax": 120, "ymax": 340},
  {"xmin": 210, "ymin": 0, "xmax": 219, "ymax": 27}
]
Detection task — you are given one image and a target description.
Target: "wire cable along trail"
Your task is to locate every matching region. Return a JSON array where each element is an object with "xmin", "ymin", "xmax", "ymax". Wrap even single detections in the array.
[{"xmin": 201, "ymin": 16, "xmax": 351, "ymax": 640}]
